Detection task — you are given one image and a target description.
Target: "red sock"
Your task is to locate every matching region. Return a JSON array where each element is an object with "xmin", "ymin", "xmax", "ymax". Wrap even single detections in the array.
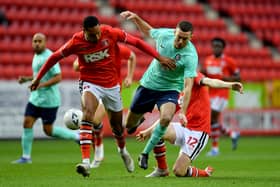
[
  {"xmin": 114, "ymin": 134, "xmax": 125, "ymax": 149},
  {"xmin": 210, "ymin": 123, "xmax": 220, "ymax": 149},
  {"xmin": 80, "ymin": 121, "xmax": 93, "ymax": 159},
  {"xmin": 93, "ymin": 123, "xmax": 103, "ymax": 147},
  {"xmin": 153, "ymin": 139, "xmax": 168, "ymax": 170},
  {"xmin": 189, "ymin": 167, "xmax": 209, "ymax": 177}
]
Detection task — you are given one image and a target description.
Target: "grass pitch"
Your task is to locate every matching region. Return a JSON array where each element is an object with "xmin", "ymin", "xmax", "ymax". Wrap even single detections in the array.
[{"xmin": 1, "ymin": 137, "xmax": 280, "ymax": 187}]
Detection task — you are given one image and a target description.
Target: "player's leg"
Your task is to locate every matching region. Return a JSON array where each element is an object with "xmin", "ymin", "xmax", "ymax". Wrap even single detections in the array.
[
  {"xmin": 125, "ymin": 86, "xmax": 158, "ymax": 134},
  {"xmin": 76, "ymin": 90, "xmax": 99, "ymax": 177},
  {"xmin": 107, "ymin": 109, "xmax": 134, "ymax": 172},
  {"xmin": 144, "ymin": 123, "xmax": 176, "ymax": 177},
  {"xmin": 91, "ymin": 102, "xmax": 106, "ymax": 168},
  {"xmin": 170, "ymin": 124, "xmax": 212, "ymax": 177},
  {"xmin": 207, "ymin": 109, "xmax": 221, "ymax": 156},
  {"xmin": 125, "ymin": 110, "xmax": 145, "ymax": 134},
  {"xmin": 41, "ymin": 107, "xmax": 79, "ymax": 141},
  {"xmin": 103, "ymin": 84, "xmax": 134, "ymax": 173},
  {"xmin": 12, "ymin": 102, "xmax": 38, "ymax": 164},
  {"xmin": 139, "ymin": 101, "xmax": 176, "ymax": 169}
]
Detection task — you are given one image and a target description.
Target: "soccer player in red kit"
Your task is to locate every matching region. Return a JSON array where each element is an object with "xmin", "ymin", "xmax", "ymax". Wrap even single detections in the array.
[
  {"xmin": 136, "ymin": 72, "xmax": 243, "ymax": 177},
  {"xmin": 201, "ymin": 37, "xmax": 241, "ymax": 156},
  {"xmin": 30, "ymin": 16, "xmax": 175, "ymax": 177},
  {"xmin": 73, "ymin": 43, "xmax": 137, "ymax": 168}
]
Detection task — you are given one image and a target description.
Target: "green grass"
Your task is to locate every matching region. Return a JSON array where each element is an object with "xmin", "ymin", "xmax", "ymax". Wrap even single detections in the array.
[{"xmin": 1, "ymin": 137, "xmax": 280, "ymax": 187}]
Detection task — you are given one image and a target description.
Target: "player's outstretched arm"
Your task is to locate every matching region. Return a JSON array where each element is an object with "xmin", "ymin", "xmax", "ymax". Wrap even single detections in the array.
[
  {"xmin": 126, "ymin": 34, "xmax": 176, "ymax": 70},
  {"xmin": 136, "ymin": 119, "xmax": 160, "ymax": 142},
  {"xmin": 202, "ymin": 77, "xmax": 243, "ymax": 94},
  {"xmin": 120, "ymin": 11, "xmax": 153, "ymax": 38}
]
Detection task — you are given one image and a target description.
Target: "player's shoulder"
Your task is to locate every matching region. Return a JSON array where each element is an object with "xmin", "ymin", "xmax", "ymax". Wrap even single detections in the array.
[
  {"xmin": 42, "ymin": 48, "xmax": 53, "ymax": 57},
  {"xmin": 72, "ymin": 31, "xmax": 84, "ymax": 39},
  {"xmin": 223, "ymin": 54, "xmax": 235, "ymax": 62}
]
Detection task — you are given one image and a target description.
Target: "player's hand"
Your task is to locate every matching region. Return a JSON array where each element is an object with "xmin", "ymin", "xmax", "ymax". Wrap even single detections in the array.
[
  {"xmin": 18, "ymin": 76, "xmax": 28, "ymax": 84},
  {"xmin": 232, "ymin": 82, "xmax": 243, "ymax": 94},
  {"xmin": 120, "ymin": 11, "xmax": 138, "ymax": 21},
  {"xmin": 29, "ymin": 79, "xmax": 40, "ymax": 91},
  {"xmin": 157, "ymin": 55, "xmax": 176, "ymax": 70},
  {"xmin": 178, "ymin": 112, "xmax": 187, "ymax": 126},
  {"xmin": 136, "ymin": 130, "xmax": 149, "ymax": 142},
  {"xmin": 123, "ymin": 77, "xmax": 133, "ymax": 88}
]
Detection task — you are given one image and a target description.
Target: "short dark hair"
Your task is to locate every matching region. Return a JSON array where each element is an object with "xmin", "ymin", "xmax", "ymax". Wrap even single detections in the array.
[
  {"xmin": 83, "ymin": 16, "xmax": 99, "ymax": 30},
  {"xmin": 211, "ymin": 37, "xmax": 226, "ymax": 48},
  {"xmin": 177, "ymin": 21, "xmax": 193, "ymax": 32}
]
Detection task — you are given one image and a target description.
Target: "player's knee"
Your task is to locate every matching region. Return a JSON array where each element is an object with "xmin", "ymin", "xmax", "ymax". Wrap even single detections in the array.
[
  {"xmin": 43, "ymin": 127, "xmax": 52, "ymax": 136},
  {"xmin": 160, "ymin": 115, "xmax": 172, "ymax": 126},
  {"xmin": 82, "ymin": 108, "xmax": 94, "ymax": 121},
  {"xmin": 112, "ymin": 127, "xmax": 123, "ymax": 137}
]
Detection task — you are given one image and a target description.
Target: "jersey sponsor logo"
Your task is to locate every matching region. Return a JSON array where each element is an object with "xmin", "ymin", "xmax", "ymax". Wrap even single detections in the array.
[
  {"xmin": 206, "ymin": 66, "xmax": 222, "ymax": 75},
  {"xmin": 84, "ymin": 49, "xmax": 110, "ymax": 63}
]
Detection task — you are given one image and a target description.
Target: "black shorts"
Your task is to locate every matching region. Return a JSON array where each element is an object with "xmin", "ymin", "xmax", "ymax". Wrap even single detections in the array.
[
  {"xmin": 130, "ymin": 86, "xmax": 179, "ymax": 114},
  {"xmin": 24, "ymin": 102, "xmax": 58, "ymax": 125}
]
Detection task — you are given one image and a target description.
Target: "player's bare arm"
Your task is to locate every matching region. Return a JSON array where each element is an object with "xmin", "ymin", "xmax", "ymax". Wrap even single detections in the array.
[
  {"xmin": 37, "ymin": 73, "xmax": 62, "ymax": 89},
  {"xmin": 124, "ymin": 51, "xmax": 136, "ymax": 88},
  {"xmin": 202, "ymin": 77, "xmax": 243, "ymax": 94},
  {"xmin": 18, "ymin": 76, "xmax": 33, "ymax": 84},
  {"xmin": 120, "ymin": 11, "xmax": 153, "ymax": 37},
  {"xmin": 179, "ymin": 77, "xmax": 194, "ymax": 125}
]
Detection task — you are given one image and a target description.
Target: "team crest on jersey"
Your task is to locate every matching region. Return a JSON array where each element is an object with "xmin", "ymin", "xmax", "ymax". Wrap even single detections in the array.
[{"xmin": 175, "ymin": 54, "xmax": 181, "ymax": 61}]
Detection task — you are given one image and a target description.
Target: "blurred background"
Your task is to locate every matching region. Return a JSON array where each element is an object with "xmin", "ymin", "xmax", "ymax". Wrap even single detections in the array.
[{"xmin": 0, "ymin": 0, "xmax": 280, "ymax": 138}]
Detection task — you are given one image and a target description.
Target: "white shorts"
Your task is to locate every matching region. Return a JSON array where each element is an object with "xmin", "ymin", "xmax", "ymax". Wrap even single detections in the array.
[
  {"xmin": 172, "ymin": 122, "xmax": 209, "ymax": 161},
  {"xmin": 80, "ymin": 81, "xmax": 122, "ymax": 112},
  {"xmin": 210, "ymin": 96, "xmax": 228, "ymax": 112}
]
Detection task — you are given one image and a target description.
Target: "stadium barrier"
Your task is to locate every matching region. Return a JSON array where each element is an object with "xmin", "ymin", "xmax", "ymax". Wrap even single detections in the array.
[{"xmin": 0, "ymin": 81, "xmax": 280, "ymax": 139}]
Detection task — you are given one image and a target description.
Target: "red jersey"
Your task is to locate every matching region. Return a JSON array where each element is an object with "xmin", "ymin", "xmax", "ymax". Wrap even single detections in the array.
[
  {"xmin": 36, "ymin": 24, "xmax": 159, "ymax": 88},
  {"xmin": 203, "ymin": 54, "xmax": 239, "ymax": 99},
  {"xmin": 60, "ymin": 25, "xmax": 127, "ymax": 87},
  {"xmin": 186, "ymin": 72, "xmax": 211, "ymax": 134}
]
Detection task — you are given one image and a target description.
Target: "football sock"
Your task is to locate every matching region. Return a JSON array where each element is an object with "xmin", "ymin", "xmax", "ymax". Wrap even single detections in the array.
[
  {"xmin": 93, "ymin": 123, "xmax": 103, "ymax": 147},
  {"xmin": 114, "ymin": 134, "xmax": 125, "ymax": 150},
  {"xmin": 186, "ymin": 166, "xmax": 210, "ymax": 177},
  {"xmin": 153, "ymin": 139, "xmax": 168, "ymax": 170},
  {"xmin": 143, "ymin": 123, "xmax": 167, "ymax": 154},
  {"xmin": 80, "ymin": 121, "xmax": 93, "ymax": 160},
  {"xmin": 22, "ymin": 128, "xmax": 33, "ymax": 159},
  {"xmin": 210, "ymin": 122, "xmax": 220, "ymax": 149},
  {"xmin": 52, "ymin": 126, "xmax": 78, "ymax": 140}
]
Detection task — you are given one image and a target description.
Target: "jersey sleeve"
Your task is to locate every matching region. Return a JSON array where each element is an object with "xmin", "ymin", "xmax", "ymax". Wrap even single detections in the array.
[
  {"xmin": 195, "ymin": 72, "xmax": 205, "ymax": 85},
  {"xmin": 183, "ymin": 55, "xmax": 198, "ymax": 78},
  {"xmin": 59, "ymin": 38, "xmax": 76, "ymax": 57},
  {"xmin": 118, "ymin": 44, "xmax": 131, "ymax": 60},
  {"xmin": 49, "ymin": 63, "xmax": 61, "ymax": 75},
  {"xmin": 150, "ymin": 28, "xmax": 171, "ymax": 40}
]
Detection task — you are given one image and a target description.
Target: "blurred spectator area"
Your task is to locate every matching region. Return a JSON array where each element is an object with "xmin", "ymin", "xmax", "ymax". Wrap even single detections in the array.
[{"xmin": 0, "ymin": 0, "xmax": 280, "ymax": 81}]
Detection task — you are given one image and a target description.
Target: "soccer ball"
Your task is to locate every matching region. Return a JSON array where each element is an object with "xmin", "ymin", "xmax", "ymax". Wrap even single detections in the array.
[{"xmin": 63, "ymin": 108, "xmax": 83, "ymax": 130}]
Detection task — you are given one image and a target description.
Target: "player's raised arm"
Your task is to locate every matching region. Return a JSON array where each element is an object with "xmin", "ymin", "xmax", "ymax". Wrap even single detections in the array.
[
  {"xmin": 125, "ymin": 33, "xmax": 176, "ymax": 70},
  {"xmin": 120, "ymin": 11, "xmax": 153, "ymax": 37}
]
